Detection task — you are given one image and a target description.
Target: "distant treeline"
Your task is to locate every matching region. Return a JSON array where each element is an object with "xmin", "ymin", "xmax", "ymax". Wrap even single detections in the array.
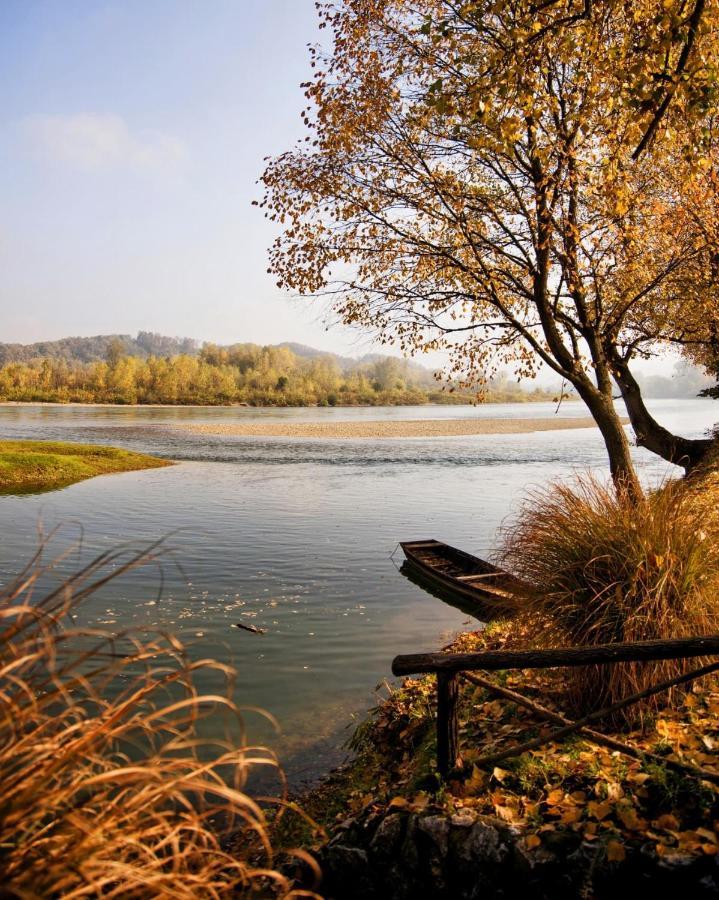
[{"xmin": 0, "ymin": 343, "xmax": 556, "ymax": 406}]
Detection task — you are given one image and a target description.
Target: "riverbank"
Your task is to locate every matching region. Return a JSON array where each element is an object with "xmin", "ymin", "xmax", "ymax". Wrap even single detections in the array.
[
  {"xmin": 0, "ymin": 398, "xmax": 571, "ymax": 409},
  {"xmin": 276, "ymin": 621, "xmax": 719, "ymax": 897},
  {"xmin": 0, "ymin": 440, "xmax": 172, "ymax": 493},
  {"xmin": 177, "ymin": 415, "xmax": 617, "ymax": 440}
]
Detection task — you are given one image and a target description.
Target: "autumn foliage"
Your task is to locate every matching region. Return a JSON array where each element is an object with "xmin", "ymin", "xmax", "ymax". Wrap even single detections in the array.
[{"xmin": 262, "ymin": 0, "xmax": 719, "ymax": 488}]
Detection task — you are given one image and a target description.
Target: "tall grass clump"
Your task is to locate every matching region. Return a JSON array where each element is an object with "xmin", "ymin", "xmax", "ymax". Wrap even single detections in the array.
[
  {"xmin": 0, "ymin": 540, "xmax": 317, "ymax": 898},
  {"xmin": 500, "ymin": 475, "xmax": 719, "ymax": 724}
]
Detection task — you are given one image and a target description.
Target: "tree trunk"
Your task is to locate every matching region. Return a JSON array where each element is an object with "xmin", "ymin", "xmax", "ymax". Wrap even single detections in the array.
[
  {"xmin": 573, "ymin": 381, "xmax": 643, "ymax": 498},
  {"xmin": 611, "ymin": 360, "xmax": 713, "ymax": 472}
]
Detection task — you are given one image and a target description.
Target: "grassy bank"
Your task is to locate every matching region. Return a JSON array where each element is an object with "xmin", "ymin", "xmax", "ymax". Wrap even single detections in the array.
[{"xmin": 0, "ymin": 440, "xmax": 172, "ymax": 494}]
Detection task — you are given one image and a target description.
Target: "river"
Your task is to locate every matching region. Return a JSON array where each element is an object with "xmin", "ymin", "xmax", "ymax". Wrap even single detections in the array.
[{"xmin": 0, "ymin": 398, "xmax": 716, "ymax": 787}]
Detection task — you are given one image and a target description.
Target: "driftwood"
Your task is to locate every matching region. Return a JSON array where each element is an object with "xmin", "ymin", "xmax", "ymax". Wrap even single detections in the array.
[
  {"xmin": 461, "ymin": 672, "xmax": 719, "ymax": 786},
  {"xmin": 393, "ymin": 634, "xmax": 719, "ymax": 676},
  {"xmin": 234, "ymin": 622, "xmax": 266, "ymax": 635},
  {"xmin": 471, "ymin": 659, "xmax": 719, "ymax": 771}
]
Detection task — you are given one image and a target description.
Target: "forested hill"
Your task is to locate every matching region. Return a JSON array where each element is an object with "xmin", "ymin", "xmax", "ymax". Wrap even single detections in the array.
[
  {"xmin": 0, "ymin": 332, "xmax": 434, "ymax": 379},
  {"xmin": 0, "ymin": 333, "xmax": 199, "ymax": 365},
  {"xmin": 0, "ymin": 333, "xmax": 557, "ymax": 406}
]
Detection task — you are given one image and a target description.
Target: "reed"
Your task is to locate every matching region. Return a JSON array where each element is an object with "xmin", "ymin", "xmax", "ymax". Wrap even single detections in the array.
[
  {"xmin": 500, "ymin": 475, "xmax": 719, "ymax": 724},
  {"xmin": 0, "ymin": 538, "xmax": 317, "ymax": 897}
]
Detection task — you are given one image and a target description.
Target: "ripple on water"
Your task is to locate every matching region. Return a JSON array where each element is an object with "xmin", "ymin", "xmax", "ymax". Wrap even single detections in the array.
[{"xmin": 0, "ymin": 400, "xmax": 716, "ymax": 787}]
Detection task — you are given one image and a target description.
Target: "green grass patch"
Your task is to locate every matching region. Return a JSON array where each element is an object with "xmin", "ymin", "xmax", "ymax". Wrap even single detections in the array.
[{"xmin": 0, "ymin": 440, "xmax": 172, "ymax": 494}]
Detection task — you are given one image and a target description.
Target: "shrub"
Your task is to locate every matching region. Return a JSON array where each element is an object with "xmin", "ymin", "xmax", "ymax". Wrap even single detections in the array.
[
  {"xmin": 500, "ymin": 475, "xmax": 719, "ymax": 724},
  {"xmin": 0, "ymin": 540, "xmax": 315, "ymax": 897}
]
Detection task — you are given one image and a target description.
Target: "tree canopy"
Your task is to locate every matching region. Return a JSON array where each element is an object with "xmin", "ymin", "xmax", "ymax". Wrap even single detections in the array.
[{"xmin": 261, "ymin": 0, "xmax": 719, "ymax": 492}]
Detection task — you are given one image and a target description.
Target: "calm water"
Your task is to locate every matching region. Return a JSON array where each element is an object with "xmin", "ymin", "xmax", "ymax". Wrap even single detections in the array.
[{"xmin": 0, "ymin": 399, "xmax": 716, "ymax": 786}]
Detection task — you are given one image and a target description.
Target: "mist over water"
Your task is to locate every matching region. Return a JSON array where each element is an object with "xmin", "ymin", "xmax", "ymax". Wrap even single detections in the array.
[{"xmin": 0, "ymin": 399, "xmax": 715, "ymax": 786}]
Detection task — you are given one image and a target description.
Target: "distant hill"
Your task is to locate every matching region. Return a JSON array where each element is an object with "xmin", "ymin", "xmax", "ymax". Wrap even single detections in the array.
[{"xmin": 0, "ymin": 332, "xmax": 198, "ymax": 365}]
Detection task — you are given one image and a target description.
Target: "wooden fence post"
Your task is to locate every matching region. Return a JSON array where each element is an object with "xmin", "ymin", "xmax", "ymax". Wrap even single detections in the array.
[{"xmin": 436, "ymin": 672, "xmax": 459, "ymax": 778}]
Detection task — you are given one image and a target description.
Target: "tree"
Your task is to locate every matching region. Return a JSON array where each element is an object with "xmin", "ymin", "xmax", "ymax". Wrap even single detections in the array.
[
  {"xmin": 261, "ymin": 0, "xmax": 719, "ymax": 494},
  {"xmin": 105, "ymin": 337, "xmax": 126, "ymax": 370}
]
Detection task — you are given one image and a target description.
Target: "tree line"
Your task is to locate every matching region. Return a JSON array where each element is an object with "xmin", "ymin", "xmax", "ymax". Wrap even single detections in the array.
[{"xmin": 0, "ymin": 343, "xmax": 555, "ymax": 406}]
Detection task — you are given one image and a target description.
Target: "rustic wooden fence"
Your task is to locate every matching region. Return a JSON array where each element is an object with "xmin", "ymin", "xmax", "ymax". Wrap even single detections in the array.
[{"xmin": 392, "ymin": 635, "xmax": 719, "ymax": 780}]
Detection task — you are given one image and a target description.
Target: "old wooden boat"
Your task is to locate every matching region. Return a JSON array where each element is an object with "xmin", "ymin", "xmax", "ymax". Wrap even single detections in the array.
[{"xmin": 400, "ymin": 539, "xmax": 525, "ymax": 616}]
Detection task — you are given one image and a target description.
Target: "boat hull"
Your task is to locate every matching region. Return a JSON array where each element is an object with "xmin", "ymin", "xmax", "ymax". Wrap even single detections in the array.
[{"xmin": 400, "ymin": 539, "xmax": 522, "ymax": 618}]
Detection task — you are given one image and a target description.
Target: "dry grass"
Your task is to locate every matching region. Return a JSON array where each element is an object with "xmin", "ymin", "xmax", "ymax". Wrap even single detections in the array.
[
  {"xmin": 0, "ymin": 539, "xmax": 319, "ymax": 898},
  {"xmin": 500, "ymin": 475, "xmax": 719, "ymax": 724}
]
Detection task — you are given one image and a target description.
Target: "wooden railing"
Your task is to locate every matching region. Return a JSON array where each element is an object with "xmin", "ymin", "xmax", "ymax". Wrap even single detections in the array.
[{"xmin": 392, "ymin": 635, "xmax": 719, "ymax": 779}]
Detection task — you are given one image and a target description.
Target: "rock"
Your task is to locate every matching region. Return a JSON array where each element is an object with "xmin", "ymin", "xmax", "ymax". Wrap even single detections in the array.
[
  {"xmin": 400, "ymin": 815, "xmax": 420, "ymax": 871},
  {"xmin": 321, "ymin": 844, "xmax": 373, "ymax": 900},
  {"xmin": 511, "ymin": 837, "xmax": 559, "ymax": 887},
  {"xmin": 369, "ymin": 812, "xmax": 405, "ymax": 860},
  {"xmin": 417, "ymin": 815, "xmax": 450, "ymax": 857},
  {"xmin": 318, "ymin": 806, "xmax": 719, "ymax": 899},
  {"xmin": 451, "ymin": 812, "xmax": 476, "ymax": 828},
  {"xmin": 417, "ymin": 815, "xmax": 451, "ymax": 895},
  {"xmin": 324, "ymin": 843, "xmax": 368, "ymax": 874},
  {"xmin": 453, "ymin": 819, "xmax": 507, "ymax": 869},
  {"xmin": 328, "ymin": 817, "xmax": 363, "ymax": 848}
]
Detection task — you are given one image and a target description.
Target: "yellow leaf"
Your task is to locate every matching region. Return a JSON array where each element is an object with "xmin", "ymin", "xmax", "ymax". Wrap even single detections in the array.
[
  {"xmin": 492, "ymin": 767, "xmax": 509, "ymax": 782},
  {"xmin": 525, "ymin": 833, "xmax": 541, "ymax": 849},
  {"xmin": 411, "ymin": 793, "xmax": 429, "ymax": 812},
  {"xmin": 617, "ymin": 805, "xmax": 644, "ymax": 831},
  {"xmin": 653, "ymin": 814, "xmax": 680, "ymax": 831},
  {"xmin": 388, "ymin": 796, "xmax": 409, "ymax": 809},
  {"xmin": 588, "ymin": 800, "xmax": 613, "ymax": 821},
  {"xmin": 464, "ymin": 765, "xmax": 487, "ymax": 797},
  {"xmin": 561, "ymin": 807, "xmax": 583, "ymax": 825},
  {"xmin": 606, "ymin": 840, "xmax": 626, "ymax": 862}
]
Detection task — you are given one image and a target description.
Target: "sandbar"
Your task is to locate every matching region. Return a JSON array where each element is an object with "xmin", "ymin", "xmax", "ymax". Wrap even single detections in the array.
[{"xmin": 179, "ymin": 416, "xmax": 625, "ymax": 439}]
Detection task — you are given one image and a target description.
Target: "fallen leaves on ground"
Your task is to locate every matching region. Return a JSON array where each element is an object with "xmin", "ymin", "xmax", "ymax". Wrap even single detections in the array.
[{"xmin": 337, "ymin": 621, "xmax": 719, "ymax": 864}]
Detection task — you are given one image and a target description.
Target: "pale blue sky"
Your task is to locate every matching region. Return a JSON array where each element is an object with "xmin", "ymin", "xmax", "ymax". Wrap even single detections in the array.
[{"xmin": 0, "ymin": 0, "xmax": 375, "ymax": 353}]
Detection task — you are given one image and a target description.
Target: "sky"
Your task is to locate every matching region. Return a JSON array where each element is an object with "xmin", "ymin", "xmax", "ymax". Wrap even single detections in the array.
[
  {"xmin": 0, "ymin": 0, "xmax": 381, "ymax": 355},
  {"xmin": 0, "ymin": 1, "xmax": 682, "ymax": 381}
]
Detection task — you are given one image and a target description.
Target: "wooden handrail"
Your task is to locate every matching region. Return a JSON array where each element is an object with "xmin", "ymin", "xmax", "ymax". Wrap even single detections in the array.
[
  {"xmin": 391, "ymin": 634, "xmax": 719, "ymax": 778},
  {"xmin": 392, "ymin": 634, "xmax": 719, "ymax": 676}
]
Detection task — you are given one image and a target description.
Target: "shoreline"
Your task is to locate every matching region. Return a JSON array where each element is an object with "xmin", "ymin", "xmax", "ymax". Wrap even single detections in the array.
[
  {"xmin": 176, "ymin": 416, "xmax": 627, "ymax": 439},
  {"xmin": 0, "ymin": 399, "xmax": 571, "ymax": 410}
]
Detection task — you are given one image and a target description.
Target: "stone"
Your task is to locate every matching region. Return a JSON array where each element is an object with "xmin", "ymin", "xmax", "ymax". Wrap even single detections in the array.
[
  {"xmin": 369, "ymin": 812, "xmax": 405, "ymax": 860},
  {"xmin": 453, "ymin": 820, "xmax": 507, "ymax": 869},
  {"xmin": 401, "ymin": 815, "xmax": 420, "ymax": 871},
  {"xmin": 325, "ymin": 843, "xmax": 368, "ymax": 874},
  {"xmin": 417, "ymin": 815, "xmax": 450, "ymax": 857},
  {"xmin": 451, "ymin": 812, "xmax": 476, "ymax": 828}
]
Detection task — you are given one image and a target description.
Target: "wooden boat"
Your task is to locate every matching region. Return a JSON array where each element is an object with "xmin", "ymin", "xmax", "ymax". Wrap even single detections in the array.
[{"xmin": 400, "ymin": 539, "xmax": 525, "ymax": 617}]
